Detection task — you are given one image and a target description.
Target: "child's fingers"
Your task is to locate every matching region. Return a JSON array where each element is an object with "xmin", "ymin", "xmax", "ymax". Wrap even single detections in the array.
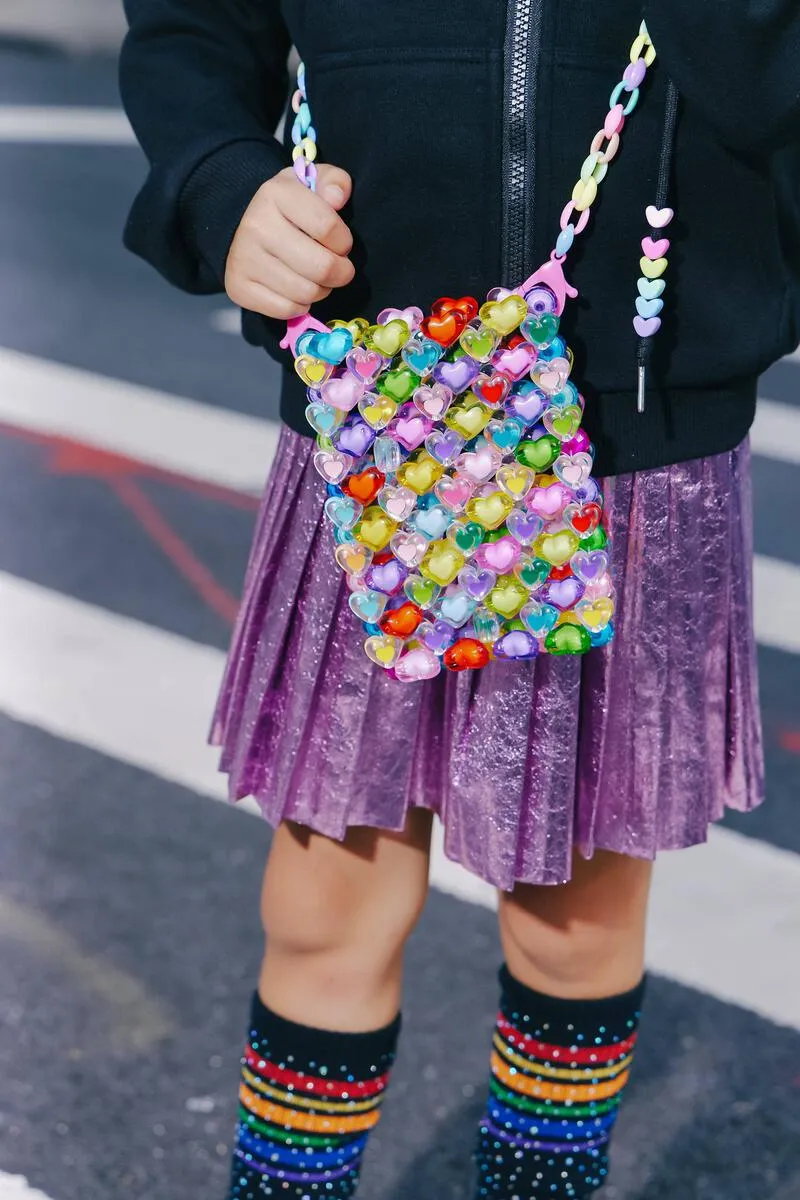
[
  {"xmin": 230, "ymin": 278, "xmax": 314, "ymax": 322},
  {"xmin": 275, "ymin": 170, "xmax": 354, "ymax": 257},
  {"xmin": 252, "ymin": 251, "xmax": 333, "ymax": 309},
  {"xmin": 262, "ymin": 214, "xmax": 355, "ymax": 290}
]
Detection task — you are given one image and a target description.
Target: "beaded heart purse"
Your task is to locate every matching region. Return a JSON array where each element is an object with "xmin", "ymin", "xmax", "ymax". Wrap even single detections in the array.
[{"xmin": 282, "ymin": 24, "xmax": 668, "ymax": 682}]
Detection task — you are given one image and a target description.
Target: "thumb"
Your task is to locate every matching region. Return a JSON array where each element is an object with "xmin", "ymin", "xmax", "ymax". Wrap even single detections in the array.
[{"xmin": 316, "ymin": 163, "xmax": 352, "ymax": 210}]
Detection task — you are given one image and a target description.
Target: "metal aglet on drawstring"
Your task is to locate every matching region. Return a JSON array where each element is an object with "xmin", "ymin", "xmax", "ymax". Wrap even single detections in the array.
[{"xmin": 633, "ymin": 78, "xmax": 680, "ymax": 413}]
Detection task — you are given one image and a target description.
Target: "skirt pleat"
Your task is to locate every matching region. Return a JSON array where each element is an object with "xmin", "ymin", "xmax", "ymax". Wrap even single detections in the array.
[{"xmin": 210, "ymin": 428, "xmax": 764, "ymax": 889}]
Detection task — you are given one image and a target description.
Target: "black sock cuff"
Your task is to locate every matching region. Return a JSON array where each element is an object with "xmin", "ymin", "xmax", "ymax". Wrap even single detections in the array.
[
  {"xmin": 248, "ymin": 991, "xmax": 402, "ymax": 1078},
  {"xmin": 499, "ymin": 964, "xmax": 646, "ymax": 1045}
]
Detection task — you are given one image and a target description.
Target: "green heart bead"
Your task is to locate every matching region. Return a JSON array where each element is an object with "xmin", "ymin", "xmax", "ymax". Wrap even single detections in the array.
[
  {"xmin": 460, "ymin": 324, "xmax": 497, "ymax": 360},
  {"xmin": 516, "ymin": 435, "xmax": 560, "ymax": 472},
  {"xmin": 449, "ymin": 521, "xmax": 484, "ymax": 554},
  {"xmin": 516, "ymin": 557, "xmax": 551, "ymax": 590},
  {"xmin": 545, "ymin": 624, "xmax": 592, "ymax": 655},
  {"xmin": 404, "ymin": 575, "xmax": 441, "ymax": 607},
  {"xmin": 377, "ymin": 365, "xmax": 419, "ymax": 403},
  {"xmin": 483, "ymin": 525, "xmax": 509, "ymax": 543},
  {"xmin": 580, "ymin": 526, "xmax": 608, "ymax": 551},
  {"xmin": 524, "ymin": 313, "xmax": 560, "ymax": 346},
  {"xmin": 507, "ymin": 618, "xmax": 527, "ymax": 632}
]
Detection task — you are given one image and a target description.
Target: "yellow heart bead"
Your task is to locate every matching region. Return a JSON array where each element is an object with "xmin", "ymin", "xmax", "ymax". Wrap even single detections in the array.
[
  {"xmin": 445, "ymin": 399, "xmax": 492, "ymax": 440},
  {"xmin": 465, "ymin": 491, "xmax": 514, "ymax": 530},
  {"xmin": 640, "ymin": 256, "xmax": 668, "ymax": 279},
  {"xmin": 420, "ymin": 540, "xmax": 466, "ymax": 587},
  {"xmin": 364, "ymin": 319, "xmax": 410, "ymax": 357},
  {"xmin": 576, "ymin": 597, "xmax": 615, "ymax": 630},
  {"xmin": 396, "ymin": 451, "xmax": 445, "ymax": 495},
  {"xmin": 364, "ymin": 634, "xmax": 404, "ymax": 668},
  {"xmin": 331, "ymin": 317, "xmax": 369, "ymax": 345},
  {"xmin": 534, "ymin": 529, "xmax": 579, "ymax": 566},
  {"xmin": 294, "ymin": 355, "xmax": 332, "ymax": 386},
  {"xmin": 486, "ymin": 575, "xmax": 529, "ymax": 619},
  {"xmin": 353, "ymin": 506, "xmax": 399, "ymax": 552},
  {"xmin": 359, "ymin": 393, "xmax": 397, "ymax": 429},
  {"xmin": 478, "ymin": 294, "xmax": 528, "ymax": 336},
  {"xmin": 495, "ymin": 464, "xmax": 535, "ymax": 499},
  {"xmin": 335, "ymin": 543, "xmax": 372, "ymax": 576}
]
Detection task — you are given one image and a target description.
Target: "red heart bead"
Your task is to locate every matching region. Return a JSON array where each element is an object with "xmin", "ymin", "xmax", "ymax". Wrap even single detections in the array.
[
  {"xmin": 443, "ymin": 638, "xmax": 491, "ymax": 672},
  {"xmin": 570, "ymin": 502, "xmax": 602, "ymax": 536},
  {"xmin": 380, "ymin": 601, "xmax": 423, "ymax": 638},
  {"xmin": 431, "ymin": 295, "xmax": 479, "ymax": 321},
  {"xmin": 342, "ymin": 467, "xmax": 385, "ymax": 506},
  {"xmin": 422, "ymin": 310, "xmax": 467, "ymax": 346},
  {"xmin": 550, "ymin": 564, "xmax": 574, "ymax": 581}
]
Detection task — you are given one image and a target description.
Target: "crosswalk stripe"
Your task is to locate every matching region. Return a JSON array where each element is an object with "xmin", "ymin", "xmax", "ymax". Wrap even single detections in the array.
[
  {"xmin": 0, "ymin": 568, "xmax": 798, "ymax": 1031},
  {"xmin": 0, "ymin": 106, "xmax": 135, "ymax": 145},
  {"xmin": 1, "ymin": 346, "xmax": 798, "ymax": 657},
  {"xmin": 0, "ymin": 1174, "xmax": 55, "ymax": 1200},
  {"xmin": 749, "ymin": 398, "xmax": 800, "ymax": 466}
]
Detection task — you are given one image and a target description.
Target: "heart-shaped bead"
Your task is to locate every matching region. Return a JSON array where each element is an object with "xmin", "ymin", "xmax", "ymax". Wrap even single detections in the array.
[
  {"xmin": 443, "ymin": 638, "xmax": 491, "ymax": 671},
  {"xmin": 394, "ymin": 646, "xmax": 442, "ymax": 683},
  {"xmin": 301, "ymin": 327, "xmax": 353, "ymax": 364},
  {"xmin": 635, "ymin": 297, "xmax": 664, "ymax": 319},
  {"xmin": 479, "ymin": 294, "xmax": 528, "ymax": 335},
  {"xmin": 526, "ymin": 480, "xmax": 570, "ymax": 519},
  {"xmin": 506, "ymin": 509, "xmax": 544, "ymax": 546},
  {"xmin": 433, "ymin": 356, "xmax": 481, "ymax": 395},
  {"xmin": 521, "ymin": 312, "xmax": 559, "ymax": 348},
  {"xmin": 637, "ymin": 277, "xmax": 666, "ymax": 300},
  {"xmin": 349, "ymin": 588, "xmax": 388, "ymax": 624},
  {"xmin": 495, "ymin": 464, "xmax": 535, "ymax": 499},
  {"xmin": 343, "ymin": 467, "xmax": 386, "ymax": 507},
  {"xmin": 579, "ymin": 524, "xmax": 608, "ymax": 552},
  {"xmin": 425, "ymin": 427, "xmax": 465, "ymax": 466},
  {"xmin": 645, "ymin": 205, "xmax": 674, "ymax": 229},
  {"xmin": 576, "ymin": 596, "xmax": 615, "ymax": 631},
  {"xmin": 514, "ymin": 554, "xmax": 551, "ymax": 590},
  {"xmin": 640, "ymin": 256, "xmax": 668, "ymax": 280},
  {"xmin": 515, "ymin": 435, "xmax": 560, "ymax": 473},
  {"xmin": 510, "ymin": 384, "xmax": 548, "ymax": 426},
  {"xmin": 376, "ymin": 365, "xmax": 419, "ymax": 403},
  {"xmin": 494, "ymin": 343, "xmax": 538, "ymax": 381},
  {"xmin": 544, "ymin": 623, "xmax": 592, "ymax": 655},
  {"xmin": 444, "ymin": 399, "xmax": 492, "ymax": 440},
  {"xmin": 485, "ymin": 575, "xmax": 529, "ymax": 619},
  {"xmin": 418, "ymin": 618, "xmax": 457, "ymax": 654},
  {"xmin": 435, "ymin": 588, "xmax": 477, "ymax": 627},
  {"xmin": 571, "ymin": 549, "xmax": 609, "ymax": 583},
  {"xmin": 432, "ymin": 296, "xmax": 480, "ymax": 320},
  {"xmin": 333, "ymin": 418, "xmax": 376, "ymax": 459},
  {"xmin": 331, "ymin": 317, "xmax": 369, "ymax": 344},
  {"xmin": 484, "ymin": 416, "xmax": 523, "ymax": 454},
  {"xmin": 435, "ymin": 475, "xmax": 475, "ymax": 513},
  {"xmin": 378, "ymin": 484, "xmax": 417, "ymax": 522},
  {"xmin": 642, "ymin": 236, "xmax": 670, "ymax": 259},
  {"xmin": 455, "ymin": 444, "xmax": 501, "ymax": 485},
  {"xmin": 358, "ymin": 392, "xmax": 398, "ymax": 429},
  {"xmin": 335, "ymin": 542, "xmax": 372, "ymax": 576},
  {"xmin": 295, "ymin": 355, "xmax": 333, "ymax": 387},
  {"xmin": 324, "ymin": 494, "xmax": 362, "ymax": 531},
  {"xmin": 447, "ymin": 521, "xmax": 485, "ymax": 555},
  {"xmin": 364, "ymin": 319, "xmax": 410, "ymax": 357},
  {"xmin": 346, "ymin": 345, "xmax": 384, "ymax": 385},
  {"xmin": 392, "ymin": 408, "xmax": 432, "ymax": 453},
  {"xmin": 633, "ymin": 315, "xmax": 662, "ymax": 338},
  {"xmin": 404, "ymin": 575, "xmax": 442, "ymax": 608},
  {"xmin": 411, "ymin": 504, "xmax": 452, "ymax": 541},
  {"xmin": 531, "ymin": 356, "xmax": 570, "ymax": 395},
  {"xmin": 492, "ymin": 630, "xmax": 539, "ymax": 661},
  {"xmin": 320, "ymin": 372, "xmax": 364, "ymax": 412},
  {"xmin": 420, "ymin": 540, "xmax": 466, "ymax": 586},
  {"xmin": 459, "ymin": 322, "xmax": 499, "ymax": 363},
  {"xmin": 377, "ymin": 305, "xmax": 424, "ymax": 331},
  {"xmin": 541, "ymin": 576, "xmax": 585, "ymax": 611},
  {"xmin": 305, "ymin": 401, "xmax": 344, "ymax": 436},
  {"xmin": 353, "ymin": 506, "xmax": 399, "ymax": 552},
  {"xmin": 472, "ymin": 372, "xmax": 511, "ymax": 407},
  {"xmin": 396, "ymin": 450, "xmax": 444, "ymax": 494},
  {"xmin": 474, "ymin": 535, "xmax": 522, "ymax": 574},
  {"xmin": 380, "ymin": 600, "xmax": 424, "ymax": 638},
  {"xmin": 459, "ymin": 564, "xmax": 496, "ymax": 601},
  {"xmin": 401, "ymin": 333, "xmax": 442, "ymax": 377},
  {"xmin": 563, "ymin": 502, "xmax": 602, "ymax": 538},
  {"xmin": 413, "ymin": 382, "xmax": 453, "ymax": 421},
  {"xmin": 465, "ymin": 491, "xmax": 514, "ymax": 530},
  {"xmin": 313, "ymin": 448, "xmax": 354, "ymax": 484},
  {"xmin": 422, "ymin": 309, "xmax": 467, "ymax": 347},
  {"xmin": 390, "ymin": 530, "xmax": 428, "ymax": 568},
  {"xmin": 543, "ymin": 405, "xmax": 582, "ymax": 441},
  {"xmin": 364, "ymin": 633, "xmax": 403, "ymax": 669},
  {"xmin": 562, "ymin": 430, "xmax": 592, "ymax": 457},
  {"xmin": 583, "ymin": 571, "xmax": 614, "ymax": 600},
  {"xmin": 365, "ymin": 558, "xmax": 408, "ymax": 596},
  {"xmin": 534, "ymin": 529, "xmax": 579, "ymax": 566},
  {"xmin": 520, "ymin": 599, "xmax": 560, "ymax": 637},
  {"xmin": 553, "ymin": 452, "xmax": 593, "ymax": 490}
]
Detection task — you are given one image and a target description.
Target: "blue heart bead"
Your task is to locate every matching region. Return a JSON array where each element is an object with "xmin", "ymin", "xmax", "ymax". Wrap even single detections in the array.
[
  {"xmin": 637, "ymin": 277, "xmax": 666, "ymax": 300},
  {"xmin": 635, "ymin": 297, "xmax": 664, "ymax": 319}
]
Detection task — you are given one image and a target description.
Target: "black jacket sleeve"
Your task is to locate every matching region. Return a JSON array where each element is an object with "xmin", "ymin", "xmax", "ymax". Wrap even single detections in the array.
[
  {"xmin": 119, "ymin": 0, "xmax": 292, "ymax": 294},
  {"xmin": 644, "ymin": 0, "xmax": 800, "ymax": 154}
]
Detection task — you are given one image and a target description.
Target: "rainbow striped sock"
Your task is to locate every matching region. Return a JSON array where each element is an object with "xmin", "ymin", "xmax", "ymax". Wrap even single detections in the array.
[
  {"xmin": 228, "ymin": 993, "xmax": 400, "ymax": 1199},
  {"xmin": 475, "ymin": 966, "xmax": 645, "ymax": 1198}
]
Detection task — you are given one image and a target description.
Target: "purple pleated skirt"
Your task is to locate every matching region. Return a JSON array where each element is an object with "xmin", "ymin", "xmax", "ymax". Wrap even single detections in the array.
[{"xmin": 210, "ymin": 428, "xmax": 764, "ymax": 890}]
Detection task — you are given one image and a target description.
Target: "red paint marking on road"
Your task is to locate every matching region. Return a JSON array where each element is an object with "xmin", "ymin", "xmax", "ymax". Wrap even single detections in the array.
[
  {"xmin": 0, "ymin": 420, "xmax": 261, "ymax": 510},
  {"xmin": 110, "ymin": 475, "xmax": 240, "ymax": 625},
  {"xmin": 778, "ymin": 730, "xmax": 800, "ymax": 755}
]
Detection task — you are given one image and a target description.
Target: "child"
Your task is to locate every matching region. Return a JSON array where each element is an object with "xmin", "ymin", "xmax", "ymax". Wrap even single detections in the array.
[{"xmin": 120, "ymin": 1, "xmax": 800, "ymax": 1196}]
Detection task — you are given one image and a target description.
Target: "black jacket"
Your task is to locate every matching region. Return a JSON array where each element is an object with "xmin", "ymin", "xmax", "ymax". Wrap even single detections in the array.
[{"xmin": 120, "ymin": 0, "xmax": 800, "ymax": 476}]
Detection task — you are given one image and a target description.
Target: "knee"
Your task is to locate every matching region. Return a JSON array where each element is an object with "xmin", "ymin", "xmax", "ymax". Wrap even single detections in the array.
[{"xmin": 500, "ymin": 897, "xmax": 624, "ymax": 990}]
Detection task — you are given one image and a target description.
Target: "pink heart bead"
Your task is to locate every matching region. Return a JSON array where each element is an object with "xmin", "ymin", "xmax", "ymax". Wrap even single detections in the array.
[
  {"xmin": 321, "ymin": 373, "xmax": 365, "ymax": 412},
  {"xmin": 394, "ymin": 646, "xmax": 442, "ymax": 683},
  {"xmin": 377, "ymin": 305, "xmax": 424, "ymax": 331},
  {"xmin": 645, "ymin": 205, "xmax": 674, "ymax": 229},
  {"xmin": 642, "ymin": 236, "xmax": 670, "ymax": 259}
]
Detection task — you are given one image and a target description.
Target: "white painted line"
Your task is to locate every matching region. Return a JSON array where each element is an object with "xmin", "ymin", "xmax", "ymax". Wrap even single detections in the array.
[
  {"xmin": 210, "ymin": 307, "xmax": 242, "ymax": 335},
  {"xmin": 751, "ymin": 398, "xmax": 800, "ymax": 467},
  {"xmin": 753, "ymin": 556, "xmax": 800, "ymax": 655},
  {"xmin": 0, "ymin": 570, "xmax": 798, "ymax": 1031},
  {"xmin": 0, "ymin": 348, "xmax": 277, "ymax": 495},
  {"xmin": 0, "ymin": 1174, "xmax": 55, "ymax": 1200},
  {"xmin": 0, "ymin": 106, "xmax": 135, "ymax": 146}
]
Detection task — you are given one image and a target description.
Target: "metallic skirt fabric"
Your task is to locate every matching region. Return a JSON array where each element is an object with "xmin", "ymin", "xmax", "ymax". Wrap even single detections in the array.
[{"xmin": 210, "ymin": 428, "xmax": 764, "ymax": 890}]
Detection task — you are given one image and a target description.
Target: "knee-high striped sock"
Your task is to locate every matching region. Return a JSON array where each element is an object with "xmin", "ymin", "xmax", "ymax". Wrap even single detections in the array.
[
  {"xmin": 228, "ymin": 993, "xmax": 400, "ymax": 1199},
  {"xmin": 476, "ymin": 966, "xmax": 645, "ymax": 1199}
]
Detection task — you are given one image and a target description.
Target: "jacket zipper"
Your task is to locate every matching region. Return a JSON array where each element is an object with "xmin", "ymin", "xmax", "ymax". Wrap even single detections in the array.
[{"xmin": 501, "ymin": 0, "xmax": 544, "ymax": 287}]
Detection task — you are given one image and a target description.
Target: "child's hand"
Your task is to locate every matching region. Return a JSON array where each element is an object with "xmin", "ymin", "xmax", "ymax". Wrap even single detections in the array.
[{"xmin": 225, "ymin": 164, "xmax": 355, "ymax": 320}]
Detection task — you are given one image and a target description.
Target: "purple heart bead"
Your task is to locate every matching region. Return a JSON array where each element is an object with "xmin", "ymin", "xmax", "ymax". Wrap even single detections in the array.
[
  {"xmin": 433, "ymin": 355, "xmax": 480, "ymax": 394},
  {"xmin": 421, "ymin": 619, "xmax": 457, "ymax": 654},
  {"xmin": 459, "ymin": 565, "xmax": 496, "ymax": 601},
  {"xmin": 506, "ymin": 509, "xmax": 544, "ymax": 545},
  {"xmin": 426, "ymin": 427, "xmax": 464, "ymax": 465},
  {"xmin": 334, "ymin": 417, "xmax": 376, "ymax": 458},
  {"xmin": 571, "ymin": 550, "xmax": 609, "ymax": 582},
  {"xmin": 574, "ymin": 478, "xmax": 600, "ymax": 504},
  {"xmin": 365, "ymin": 559, "xmax": 408, "ymax": 596},
  {"xmin": 542, "ymin": 577, "xmax": 585, "ymax": 610},
  {"xmin": 510, "ymin": 386, "xmax": 547, "ymax": 426},
  {"xmin": 492, "ymin": 630, "xmax": 539, "ymax": 660}
]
